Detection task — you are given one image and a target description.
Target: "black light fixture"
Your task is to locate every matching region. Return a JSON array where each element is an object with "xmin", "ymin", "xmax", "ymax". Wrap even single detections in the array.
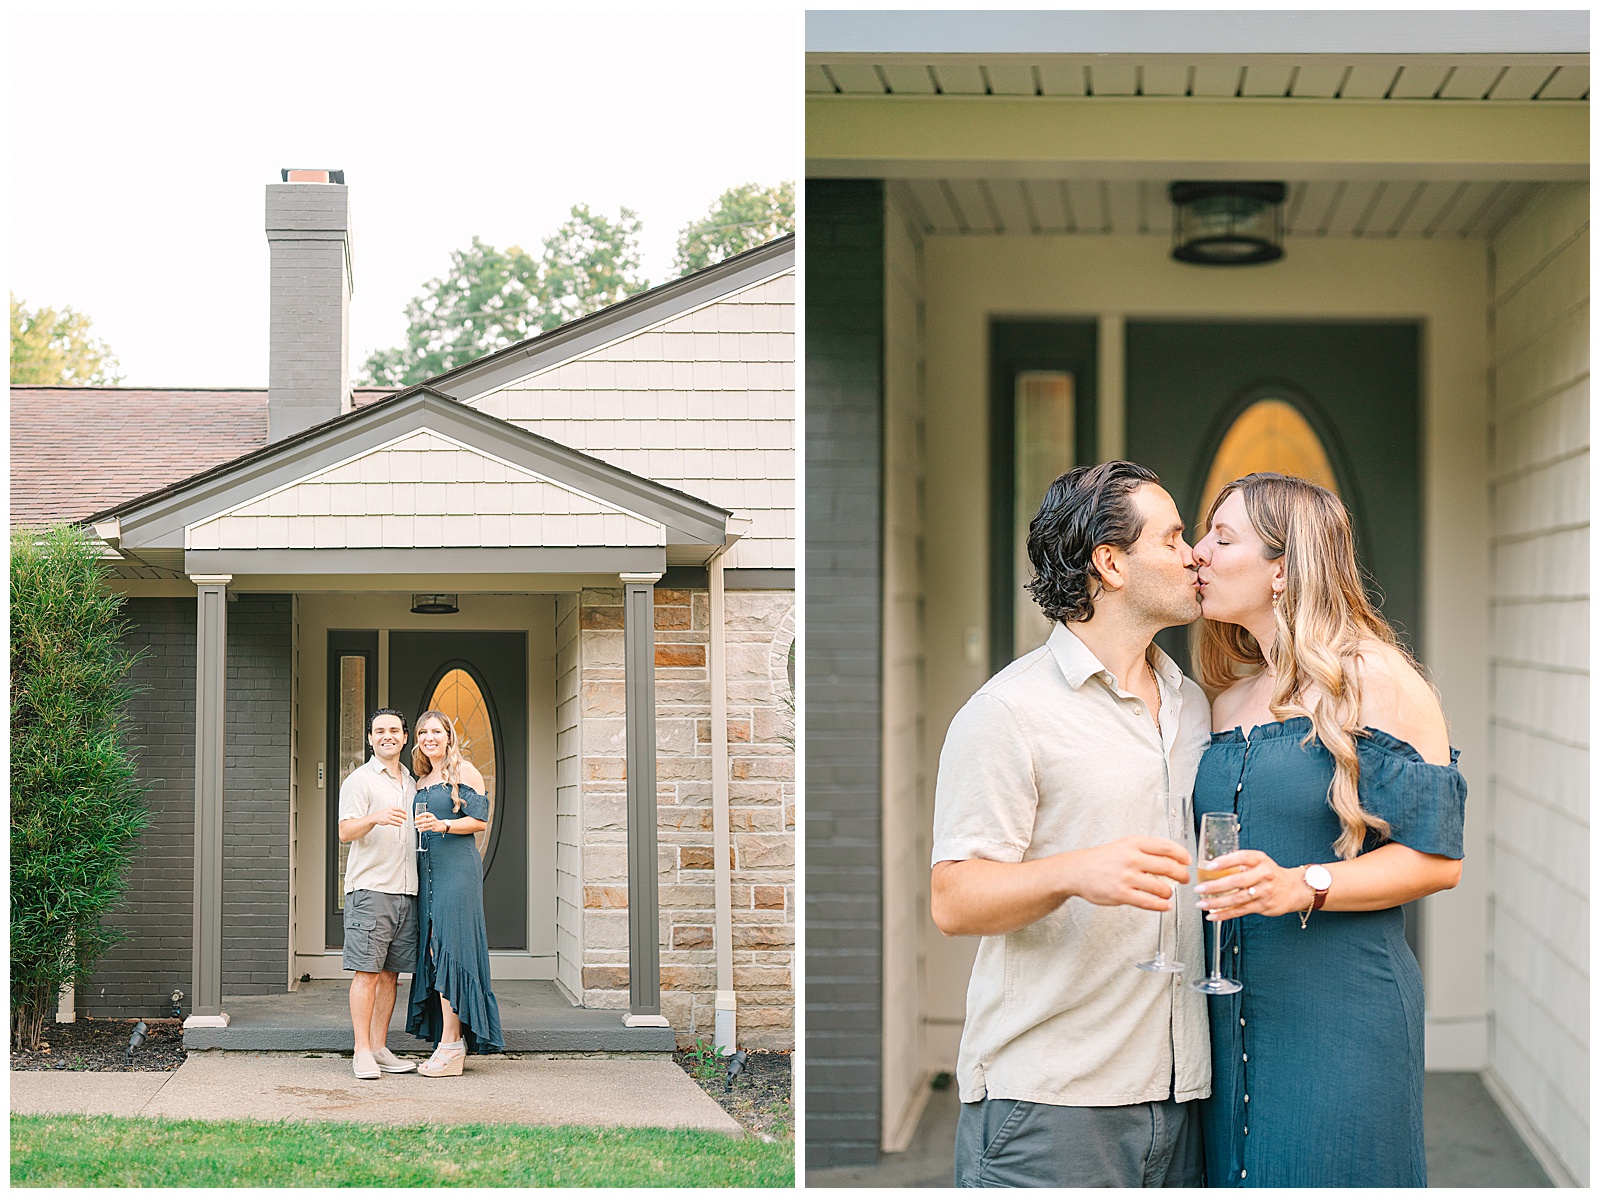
[
  {"xmin": 1170, "ymin": 181, "xmax": 1287, "ymax": 265},
  {"xmin": 126, "ymin": 1020, "xmax": 149, "ymax": 1066},
  {"xmin": 411, "ymin": 594, "xmax": 459, "ymax": 615}
]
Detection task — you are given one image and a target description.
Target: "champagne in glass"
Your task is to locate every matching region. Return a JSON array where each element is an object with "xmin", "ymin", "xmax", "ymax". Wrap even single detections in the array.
[
  {"xmin": 1190, "ymin": 812, "xmax": 1243, "ymax": 995},
  {"xmin": 415, "ymin": 801, "xmax": 430, "ymax": 853}
]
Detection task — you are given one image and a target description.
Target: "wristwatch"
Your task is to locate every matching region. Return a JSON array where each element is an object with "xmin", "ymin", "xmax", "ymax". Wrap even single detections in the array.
[
  {"xmin": 1299, "ymin": 864, "xmax": 1332, "ymax": 929},
  {"xmin": 1303, "ymin": 864, "xmax": 1332, "ymax": 909}
]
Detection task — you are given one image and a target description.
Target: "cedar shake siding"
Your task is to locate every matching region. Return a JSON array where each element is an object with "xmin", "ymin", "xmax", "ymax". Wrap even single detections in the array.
[{"xmin": 83, "ymin": 595, "xmax": 291, "ymax": 1017}]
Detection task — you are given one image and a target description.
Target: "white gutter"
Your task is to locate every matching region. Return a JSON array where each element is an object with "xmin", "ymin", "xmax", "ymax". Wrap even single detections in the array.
[{"xmin": 711, "ymin": 517, "xmax": 751, "ymax": 1054}]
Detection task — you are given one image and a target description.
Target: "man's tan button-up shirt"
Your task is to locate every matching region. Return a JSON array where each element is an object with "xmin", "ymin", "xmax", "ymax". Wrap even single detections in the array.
[
  {"xmin": 932, "ymin": 622, "xmax": 1212, "ymax": 1107},
  {"xmin": 339, "ymin": 755, "xmax": 418, "ymax": 897}
]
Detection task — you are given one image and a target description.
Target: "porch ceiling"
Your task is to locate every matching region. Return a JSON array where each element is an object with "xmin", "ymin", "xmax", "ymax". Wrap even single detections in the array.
[
  {"xmin": 807, "ymin": 53, "xmax": 1590, "ymax": 103},
  {"xmin": 890, "ymin": 176, "xmax": 1545, "ymax": 241}
]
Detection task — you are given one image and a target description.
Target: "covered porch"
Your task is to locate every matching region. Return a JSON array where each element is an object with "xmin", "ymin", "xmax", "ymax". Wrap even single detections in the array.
[{"xmin": 90, "ymin": 386, "xmax": 743, "ymax": 1048}]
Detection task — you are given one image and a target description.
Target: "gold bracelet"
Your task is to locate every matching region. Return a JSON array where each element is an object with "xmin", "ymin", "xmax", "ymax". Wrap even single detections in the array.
[{"xmin": 1299, "ymin": 891, "xmax": 1316, "ymax": 930}]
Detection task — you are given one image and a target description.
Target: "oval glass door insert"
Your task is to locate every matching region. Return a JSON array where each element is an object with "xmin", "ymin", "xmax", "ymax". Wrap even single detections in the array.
[
  {"xmin": 1199, "ymin": 398, "xmax": 1340, "ymax": 531},
  {"xmin": 426, "ymin": 666, "xmax": 497, "ymax": 858}
]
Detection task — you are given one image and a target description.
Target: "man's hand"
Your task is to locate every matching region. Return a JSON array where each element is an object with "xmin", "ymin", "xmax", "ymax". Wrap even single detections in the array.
[
  {"xmin": 337, "ymin": 805, "xmax": 407, "ymax": 842},
  {"xmin": 932, "ymin": 837, "xmax": 1192, "ymax": 937},
  {"xmin": 1069, "ymin": 837, "xmax": 1192, "ymax": 910}
]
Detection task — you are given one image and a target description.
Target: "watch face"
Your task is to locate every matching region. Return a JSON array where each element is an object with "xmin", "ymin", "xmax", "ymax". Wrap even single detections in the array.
[{"xmin": 1305, "ymin": 864, "xmax": 1333, "ymax": 891}]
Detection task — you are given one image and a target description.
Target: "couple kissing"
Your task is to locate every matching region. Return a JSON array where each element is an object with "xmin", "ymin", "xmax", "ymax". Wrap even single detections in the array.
[{"xmin": 934, "ymin": 462, "xmax": 1466, "ymax": 1188}]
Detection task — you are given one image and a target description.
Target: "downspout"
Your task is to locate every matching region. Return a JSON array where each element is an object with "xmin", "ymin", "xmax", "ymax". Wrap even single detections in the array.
[{"xmin": 711, "ymin": 518, "xmax": 750, "ymax": 1054}]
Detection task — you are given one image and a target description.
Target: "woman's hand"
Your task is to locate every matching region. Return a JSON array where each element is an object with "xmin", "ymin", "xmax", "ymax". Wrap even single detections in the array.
[
  {"xmin": 414, "ymin": 809, "xmax": 447, "ymax": 834},
  {"xmin": 1194, "ymin": 849, "xmax": 1310, "ymax": 921}
]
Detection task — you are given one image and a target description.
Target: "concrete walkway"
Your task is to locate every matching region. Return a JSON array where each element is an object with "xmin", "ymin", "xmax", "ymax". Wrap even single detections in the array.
[
  {"xmin": 806, "ymin": 1072, "xmax": 1552, "ymax": 1187},
  {"xmin": 13, "ymin": 1052, "xmax": 741, "ymax": 1136}
]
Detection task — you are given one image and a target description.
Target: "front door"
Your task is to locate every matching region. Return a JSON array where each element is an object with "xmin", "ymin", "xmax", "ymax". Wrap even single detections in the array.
[
  {"xmin": 390, "ymin": 631, "xmax": 528, "ymax": 951},
  {"xmin": 1125, "ymin": 320, "xmax": 1422, "ymax": 957}
]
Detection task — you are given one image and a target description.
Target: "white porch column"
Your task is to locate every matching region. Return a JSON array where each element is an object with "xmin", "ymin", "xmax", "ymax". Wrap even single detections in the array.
[
  {"xmin": 621, "ymin": 571, "xmax": 669, "ymax": 1028},
  {"xmin": 186, "ymin": 575, "xmax": 231, "ymax": 1028}
]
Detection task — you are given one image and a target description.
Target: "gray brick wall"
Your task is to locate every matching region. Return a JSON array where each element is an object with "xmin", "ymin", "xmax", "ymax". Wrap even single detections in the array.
[
  {"xmin": 805, "ymin": 178, "xmax": 886, "ymax": 1168},
  {"xmin": 223, "ymin": 595, "xmax": 292, "ymax": 992},
  {"xmin": 266, "ymin": 182, "xmax": 351, "ymax": 442},
  {"xmin": 83, "ymin": 598, "xmax": 195, "ymax": 1017},
  {"xmin": 83, "ymin": 595, "xmax": 291, "ymax": 1017}
]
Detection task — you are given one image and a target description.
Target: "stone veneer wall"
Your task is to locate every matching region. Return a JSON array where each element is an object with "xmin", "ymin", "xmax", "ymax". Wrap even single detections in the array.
[
  {"xmin": 554, "ymin": 593, "xmax": 583, "ymax": 999},
  {"xmin": 577, "ymin": 586, "xmax": 796, "ymax": 1049}
]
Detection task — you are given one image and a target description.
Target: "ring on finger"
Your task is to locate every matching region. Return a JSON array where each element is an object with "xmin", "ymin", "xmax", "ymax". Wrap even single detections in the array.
[{"xmin": 1248, "ymin": 886, "xmax": 1258, "ymax": 897}]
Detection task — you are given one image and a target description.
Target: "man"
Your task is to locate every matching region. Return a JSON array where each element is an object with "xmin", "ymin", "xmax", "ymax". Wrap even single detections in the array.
[
  {"xmin": 338, "ymin": 708, "xmax": 420, "ymax": 1080},
  {"xmin": 932, "ymin": 460, "xmax": 1212, "ymax": 1187}
]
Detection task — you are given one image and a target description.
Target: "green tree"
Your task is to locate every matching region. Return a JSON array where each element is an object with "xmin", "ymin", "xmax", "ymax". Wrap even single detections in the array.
[
  {"xmin": 673, "ymin": 181, "xmax": 795, "ymax": 276},
  {"xmin": 11, "ymin": 293, "xmax": 124, "ymax": 385},
  {"xmin": 362, "ymin": 205, "xmax": 647, "ymax": 387},
  {"xmin": 11, "ymin": 525, "xmax": 147, "ymax": 1051}
]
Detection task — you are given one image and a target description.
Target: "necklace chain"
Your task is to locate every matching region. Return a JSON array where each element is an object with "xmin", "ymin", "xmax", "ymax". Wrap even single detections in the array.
[{"xmin": 1146, "ymin": 657, "xmax": 1162, "ymax": 736}]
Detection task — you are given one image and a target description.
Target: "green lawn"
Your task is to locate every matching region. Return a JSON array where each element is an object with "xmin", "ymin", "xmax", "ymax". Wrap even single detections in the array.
[{"xmin": 11, "ymin": 1114, "xmax": 794, "ymax": 1188}]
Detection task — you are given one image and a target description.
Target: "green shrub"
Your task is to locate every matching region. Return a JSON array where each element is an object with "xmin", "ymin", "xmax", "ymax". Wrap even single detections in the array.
[{"xmin": 10, "ymin": 524, "xmax": 146, "ymax": 1050}]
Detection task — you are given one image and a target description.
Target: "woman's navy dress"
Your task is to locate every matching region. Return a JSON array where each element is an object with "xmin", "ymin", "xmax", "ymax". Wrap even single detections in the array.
[
  {"xmin": 406, "ymin": 782, "xmax": 504, "ymax": 1054},
  {"xmin": 1194, "ymin": 716, "xmax": 1465, "ymax": 1187}
]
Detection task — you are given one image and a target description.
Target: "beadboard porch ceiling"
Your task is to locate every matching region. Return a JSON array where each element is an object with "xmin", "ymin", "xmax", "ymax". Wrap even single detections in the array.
[
  {"xmin": 889, "ymin": 176, "xmax": 1546, "ymax": 241},
  {"xmin": 807, "ymin": 54, "xmax": 1590, "ymax": 102}
]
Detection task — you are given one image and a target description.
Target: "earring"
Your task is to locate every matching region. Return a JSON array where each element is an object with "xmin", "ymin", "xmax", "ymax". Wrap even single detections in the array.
[{"xmin": 1271, "ymin": 590, "xmax": 1281, "ymax": 609}]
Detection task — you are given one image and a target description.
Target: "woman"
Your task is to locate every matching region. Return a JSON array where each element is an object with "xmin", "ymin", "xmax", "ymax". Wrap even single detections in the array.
[
  {"xmin": 1188, "ymin": 473, "xmax": 1465, "ymax": 1187},
  {"xmin": 406, "ymin": 710, "xmax": 504, "ymax": 1075}
]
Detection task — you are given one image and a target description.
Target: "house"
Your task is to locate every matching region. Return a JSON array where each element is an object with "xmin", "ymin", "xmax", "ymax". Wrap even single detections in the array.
[
  {"xmin": 804, "ymin": 9, "xmax": 1587, "ymax": 1184},
  {"xmin": 13, "ymin": 173, "xmax": 795, "ymax": 1054}
]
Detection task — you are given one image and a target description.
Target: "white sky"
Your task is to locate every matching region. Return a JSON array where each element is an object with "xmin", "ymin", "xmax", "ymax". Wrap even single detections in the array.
[{"xmin": 10, "ymin": 9, "xmax": 800, "ymax": 387}]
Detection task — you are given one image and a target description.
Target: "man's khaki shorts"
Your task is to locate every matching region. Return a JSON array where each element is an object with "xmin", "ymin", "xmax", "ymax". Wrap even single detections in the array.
[{"xmin": 342, "ymin": 889, "xmax": 418, "ymax": 974}]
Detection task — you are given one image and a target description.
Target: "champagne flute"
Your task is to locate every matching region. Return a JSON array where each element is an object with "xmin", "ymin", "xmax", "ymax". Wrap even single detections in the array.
[
  {"xmin": 1190, "ymin": 812, "xmax": 1244, "ymax": 995},
  {"xmin": 414, "ymin": 800, "xmax": 430, "ymax": 853},
  {"xmin": 1134, "ymin": 867, "xmax": 1186, "ymax": 974}
]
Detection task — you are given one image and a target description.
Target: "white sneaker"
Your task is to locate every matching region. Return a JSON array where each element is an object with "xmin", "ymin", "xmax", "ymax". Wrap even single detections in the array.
[
  {"xmin": 352, "ymin": 1049, "xmax": 380, "ymax": 1080},
  {"xmin": 373, "ymin": 1045, "xmax": 417, "ymax": 1073}
]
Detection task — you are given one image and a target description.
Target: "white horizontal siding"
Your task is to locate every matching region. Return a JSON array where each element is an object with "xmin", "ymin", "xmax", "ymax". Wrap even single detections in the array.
[
  {"xmin": 1486, "ymin": 181, "xmax": 1589, "ymax": 1186},
  {"xmin": 476, "ymin": 270, "xmax": 796, "ymax": 571},
  {"xmin": 187, "ymin": 428, "xmax": 665, "ymax": 550}
]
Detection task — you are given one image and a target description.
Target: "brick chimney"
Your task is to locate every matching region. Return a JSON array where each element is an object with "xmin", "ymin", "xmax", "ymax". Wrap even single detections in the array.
[{"xmin": 265, "ymin": 169, "xmax": 352, "ymax": 442}]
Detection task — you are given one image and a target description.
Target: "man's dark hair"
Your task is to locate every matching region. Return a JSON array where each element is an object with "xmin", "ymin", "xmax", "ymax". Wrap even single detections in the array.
[
  {"xmin": 368, "ymin": 708, "xmax": 409, "ymax": 736},
  {"xmin": 1025, "ymin": 460, "xmax": 1160, "ymax": 624}
]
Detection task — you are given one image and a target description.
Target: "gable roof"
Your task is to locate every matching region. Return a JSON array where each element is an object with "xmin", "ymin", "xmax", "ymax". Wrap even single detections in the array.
[
  {"xmin": 18, "ymin": 231, "xmax": 793, "ymax": 559},
  {"xmin": 94, "ymin": 386, "xmax": 731, "ymax": 574},
  {"xmin": 10, "ymin": 387, "xmax": 393, "ymax": 527}
]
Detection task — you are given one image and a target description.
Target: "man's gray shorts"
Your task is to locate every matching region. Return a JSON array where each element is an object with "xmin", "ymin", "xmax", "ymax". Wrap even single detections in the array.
[
  {"xmin": 342, "ymin": 889, "xmax": 418, "ymax": 974},
  {"xmin": 955, "ymin": 1094, "xmax": 1204, "ymax": 1187}
]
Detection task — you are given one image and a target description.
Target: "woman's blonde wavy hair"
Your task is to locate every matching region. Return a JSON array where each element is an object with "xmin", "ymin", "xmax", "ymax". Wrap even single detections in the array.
[
  {"xmin": 411, "ymin": 709, "xmax": 468, "ymax": 813},
  {"xmin": 1194, "ymin": 472, "xmax": 1410, "ymax": 859}
]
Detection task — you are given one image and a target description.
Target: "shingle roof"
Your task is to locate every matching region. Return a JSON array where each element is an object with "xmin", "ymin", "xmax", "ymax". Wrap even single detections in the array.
[{"xmin": 9, "ymin": 387, "xmax": 393, "ymax": 526}]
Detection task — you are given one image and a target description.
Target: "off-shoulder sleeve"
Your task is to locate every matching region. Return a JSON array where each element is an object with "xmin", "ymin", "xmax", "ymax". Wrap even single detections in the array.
[
  {"xmin": 1356, "ymin": 734, "xmax": 1466, "ymax": 859},
  {"xmin": 460, "ymin": 786, "xmax": 490, "ymax": 822}
]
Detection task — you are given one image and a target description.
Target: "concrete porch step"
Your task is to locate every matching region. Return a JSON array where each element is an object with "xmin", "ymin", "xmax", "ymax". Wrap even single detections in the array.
[{"xmin": 182, "ymin": 980, "xmax": 676, "ymax": 1053}]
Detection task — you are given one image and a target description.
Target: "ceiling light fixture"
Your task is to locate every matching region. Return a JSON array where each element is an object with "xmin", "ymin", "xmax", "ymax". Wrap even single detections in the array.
[{"xmin": 1170, "ymin": 181, "xmax": 1287, "ymax": 265}]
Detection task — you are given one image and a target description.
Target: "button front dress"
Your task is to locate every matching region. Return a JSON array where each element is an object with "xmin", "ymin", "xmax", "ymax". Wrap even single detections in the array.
[
  {"xmin": 406, "ymin": 782, "xmax": 504, "ymax": 1054},
  {"xmin": 1193, "ymin": 716, "xmax": 1466, "ymax": 1187}
]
